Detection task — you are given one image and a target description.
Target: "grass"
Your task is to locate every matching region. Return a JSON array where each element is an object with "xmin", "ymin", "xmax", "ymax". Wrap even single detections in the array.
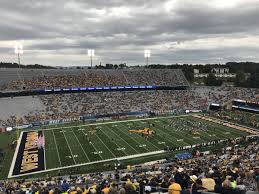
[
  {"xmin": 0, "ymin": 132, "xmax": 16, "ymax": 180},
  {"xmin": 3, "ymin": 114, "xmax": 251, "ymax": 180},
  {"xmin": 213, "ymin": 110, "xmax": 259, "ymax": 129}
]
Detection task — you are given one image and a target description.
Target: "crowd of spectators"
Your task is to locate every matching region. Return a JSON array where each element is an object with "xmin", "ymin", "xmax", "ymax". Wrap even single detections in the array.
[
  {"xmin": 0, "ymin": 86, "xmax": 259, "ymax": 127},
  {"xmin": 0, "ymin": 70, "xmax": 258, "ymax": 127},
  {"xmin": 0, "ymin": 137, "xmax": 258, "ymax": 194},
  {"xmin": 212, "ymin": 111, "xmax": 259, "ymax": 129},
  {"xmin": 0, "ymin": 70, "xmax": 259, "ymax": 194},
  {"xmin": 0, "ymin": 69, "xmax": 188, "ymax": 91},
  {"xmin": 192, "ymin": 86, "xmax": 259, "ymax": 105}
]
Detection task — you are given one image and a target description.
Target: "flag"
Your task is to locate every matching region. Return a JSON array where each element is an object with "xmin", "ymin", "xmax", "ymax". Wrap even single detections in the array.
[{"xmin": 37, "ymin": 135, "xmax": 45, "ymax": 149}]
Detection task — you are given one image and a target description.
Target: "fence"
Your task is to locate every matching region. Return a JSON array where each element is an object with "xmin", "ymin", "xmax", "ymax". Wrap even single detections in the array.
[{"xmin": 137, "ymin": 185, "xmax": 221, "ymax": 194}]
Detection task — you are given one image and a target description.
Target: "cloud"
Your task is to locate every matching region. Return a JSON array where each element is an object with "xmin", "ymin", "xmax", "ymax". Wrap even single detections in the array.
[{"xmin": 0, "ymin": 0, "xmax": 259, "ymax": 66}]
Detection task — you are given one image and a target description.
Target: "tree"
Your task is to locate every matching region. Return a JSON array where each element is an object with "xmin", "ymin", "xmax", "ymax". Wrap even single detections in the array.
[
  {"xmin": 105, "ymin": 64, "xmax": 113, "ymax": 69},
  {"xmin": 247, "ymin": 73, "xmax": 259, "ymax": 88},
  {"xmin": 234, "ymin": 71, "xmax": 246, "ymax": 87},
  {"xmin": 204, "ymin": 73, "xmax": 222, "ymax": 86},
  {"xmin": 119, "ymin": 63, "xmax": 127, "ymax": 68},
  {"xmin": 183, "ymin": 70, "xmax": 194, "ymax": 82}
]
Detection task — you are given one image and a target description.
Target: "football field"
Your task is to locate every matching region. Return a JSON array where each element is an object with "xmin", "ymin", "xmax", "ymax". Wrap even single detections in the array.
[{"xmin": 9, "ymin": 114, "xmax": 251, "ymax": 178}]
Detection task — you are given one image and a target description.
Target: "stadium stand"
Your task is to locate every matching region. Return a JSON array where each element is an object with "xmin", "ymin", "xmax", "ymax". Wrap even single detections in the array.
[
  {"xmin": 0, "ymin": 69, "xmax": 188, "ymax": 91},
  {"xmin": 0, "ymin": 136, "xmax": 258, "ymax": 194},
  {"xmin": 0, "ymin": 69, "xmax": 258, "ymax": 194},
  {"xmin": 0, "ymin": 86, "xmax": 258, "ymax": 128}
]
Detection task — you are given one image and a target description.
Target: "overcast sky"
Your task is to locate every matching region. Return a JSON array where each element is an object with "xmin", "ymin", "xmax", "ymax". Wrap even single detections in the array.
[{"xmin": 0, "ymin": 0, "xmax": 259, "ymax": 66}]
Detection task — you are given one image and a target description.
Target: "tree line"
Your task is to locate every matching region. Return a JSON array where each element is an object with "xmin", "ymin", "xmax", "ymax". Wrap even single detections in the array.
[
  {"xmin": 0, "ymin": 62, "xmax": 56, "ymax": 69},
  {"xmin": 1, "ymin": 61, "xmax": 258, "ymax": 88},
  {"xmin": 145, "ymin": 62, "xmax": 259, "ymax": 88}
]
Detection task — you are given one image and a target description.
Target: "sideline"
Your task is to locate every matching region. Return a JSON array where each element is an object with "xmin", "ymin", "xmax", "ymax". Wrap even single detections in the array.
[
  {"xmin": 8, "ymin": 131, "xmax": 24, "ymax": 178},
  {"xmin": 8, "ymin": 150, "xmax": 166, "ymax": 178},
  {"xmin": 43, "ymin": 114, "xmax": 191, "ymax": 131}
]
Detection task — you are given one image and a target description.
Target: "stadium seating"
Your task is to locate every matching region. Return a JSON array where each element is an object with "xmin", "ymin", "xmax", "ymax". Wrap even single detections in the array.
[
  {"xmin": 0, "ymin": 86, "xmax": 258, "ymax": 127},
  {"xmin": 0, "ymin": 69, "xmax": 258, "ymax": 193},
  {"xmin": 0, "ymin": 69, "xmax": 188, "ymax": 91},
  {"xmin": 0, "ymin": 136, "xmax": 258, "ymax": 194}
]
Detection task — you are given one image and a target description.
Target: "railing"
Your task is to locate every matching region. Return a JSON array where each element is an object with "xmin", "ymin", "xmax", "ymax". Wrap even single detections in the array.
[
  {"xmin": 135, "ymin": 185, "xmax": 220, "ymax": 194},
  {"xmin": 0, "ymin": 184, "xmax": 222, "ymax": 194}
]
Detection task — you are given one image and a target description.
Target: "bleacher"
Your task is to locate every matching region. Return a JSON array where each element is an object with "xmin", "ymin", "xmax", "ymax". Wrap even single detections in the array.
[
  {"xmin": 0, "ymin": 69, "xmax": 189, "ymax": 91},
  {"xmin": 0, "ymin": 136, "xmax": 258, "ymax": 194}
]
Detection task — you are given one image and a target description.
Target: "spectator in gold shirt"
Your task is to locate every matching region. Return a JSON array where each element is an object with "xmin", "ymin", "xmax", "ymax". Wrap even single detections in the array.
[{"xmin": 168, "ymin": 178, "xmax": 181, "ymax": 194}]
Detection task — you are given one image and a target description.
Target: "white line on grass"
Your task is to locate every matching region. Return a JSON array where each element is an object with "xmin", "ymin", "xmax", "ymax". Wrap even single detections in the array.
[
  {"xmin": 80, "ymin": 129, "xmax": 104, "ymax": 160},
  {"xmin": 9, "ymin": 150, "xmax": 166, "ymax": 178},
  {"xmin": 193, "ymin": 115, "xmax": 258, "ymax": 135},
  {"xmin": 117, "ymin": 123, "xmax": 161, "ymax": 151},
  {"xmin": 8, "ymin": 131, "xmax": 24, "ymax": 178},
  {"xmin": 113, "ymin": 124, "xmax": 151, "ymax": 152},
  {"xmin": 43, "ymin": 131, "xmax": 47, "ymax": 170},
  {"xmin": 129, "ymin": 123, "xmax": 171, "ymax": 150},
  {"xmin": 51, "ymin": 130, "xmax": 62, "ymax": 167},
  {"xmin": 43, "ymin": 115, "xmax": 190, "ymax": 132},
  {"xmin": 61, "ymin": 129, "xmax": 77, "ymax": 164},
  {"xmin": 10, "ymin": 130, "xmax": 251, "ymax": 179},
  {"xmin": 155, "ymin": 120, "xmax": 192, "ymax": 146},
  {"xmin": 70, "ymin": 129, "xmax": 90, "ymax": 162},
  {"xmin": 103, "ymin": 125, "xmax": 140, "ymax": 154},
  {"xmin": 94, "ymin": 133, "xmax": 117, "ymax": 158},
  {"xmin": 197, "ymin": 122, "xmax": 232, "ymax": 139},
  {"xmin": 192, "ymin": 116, "xmax": 253, "ymax": 140},
  {"xmin": 164, "ymin": 119, "xmax": 201, "ymax": 144}
]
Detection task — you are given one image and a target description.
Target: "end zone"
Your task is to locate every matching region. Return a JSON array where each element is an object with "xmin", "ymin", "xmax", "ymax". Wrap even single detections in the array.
[{"xmin": 8, "ymin": 131, "xmax": 45, "ymax": 178}]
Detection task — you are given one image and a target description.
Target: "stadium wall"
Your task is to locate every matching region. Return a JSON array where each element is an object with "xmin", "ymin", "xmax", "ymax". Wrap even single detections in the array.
[
  {"xmin": 8, "ymin": 109, "xmax": 207, "ymax": 131},
  {"xmin": 232, "ymin": 99, "xmax": 259, "ymax": 114},
  {"xmin": 0, "ymin": 85, "xmax": 189, "ymax": 98}
]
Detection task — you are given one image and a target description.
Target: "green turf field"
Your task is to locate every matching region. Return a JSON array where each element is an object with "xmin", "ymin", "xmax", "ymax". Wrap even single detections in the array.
[
  {"xmin": 44, "ymin": 115, "xmax": 249, "ymax": 171},
  {"xmin": 7, "ymin": 114, "xmax": 252, "ymax": 179},
  {"xmin": 0, "ymin": 132, "xmax": 16, "ymax": 179},
  {"xmin": 213, "ymin": 111, "xmax": 259, "ymax": 129}
]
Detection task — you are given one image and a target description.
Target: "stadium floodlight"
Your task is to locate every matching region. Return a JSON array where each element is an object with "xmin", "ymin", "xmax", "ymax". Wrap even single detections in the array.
[
  {"xmin": 144, "ymin": 49, "xmax": 151, "ymax": 66},
  {"xmin": 88, "ymin": 49, "xmax": 95, "ymax": 68},
  {"xmin": 14, "ymin": 43, "xmax": 23, "ymax": 65},
  {"xmin": 14, "ymin": 43, "xmax": 25, "ymax": 90}
]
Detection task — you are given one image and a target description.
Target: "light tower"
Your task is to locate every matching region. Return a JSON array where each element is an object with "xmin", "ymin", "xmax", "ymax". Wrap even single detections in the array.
[
  {"xmin": 144, "ymin": 49, "xmax": 151, "ymax": 66},
  {"xmin": 88, "ymin": 49, "xmax": 95, "ymax": 68},
  {"xmin": 14, "ymin": 43, "xmax": 24, "ymax": 89},
  {"xmin": 13, "ymin": 42, "xmax": 24, "ymax": 129},
  {"xmin": 14, "ymin": 43, "xmax": 23, "ymax": 67}
]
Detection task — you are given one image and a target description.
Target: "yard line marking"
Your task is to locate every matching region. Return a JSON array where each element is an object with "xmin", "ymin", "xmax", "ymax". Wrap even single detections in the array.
[
  {"xmin": 155, "ymin": 120, "xmax": 192, "ymax": 146},
  {"xmin": 117, "ymin": 123, "xmax": 161, "ymax": 151},
  {"xmin": 201, "ymin": 123, "xmax": 232, "ymax": 138},
  {"xmin": 114, "ymin": 124, "xmax": 155, "ymax": 152},
  {"xmin": 70, "ymin": 129, "xmax": 90, "ymax": 162},
  {"xmin": 51, "ymin": 130, "xmax": 62, "ymax": 167},
  {"xmin": 193, "ymin": 115, "xmax": 258, "ymax": 135},
  {"xmin": 103, "ymin": 125, "xmax": 140, "ymax": 154},
  {"xmin": 158, "ymin": 119, "xmax": 199, "ymax": 145},
  {"xmin": 10, "ymin": 132, "xmax": 255, "ymax": 178},
  {"xmin": 94, "ymin": 132, "xmax": 117, "ymax": 158},
  {"xmin": 8, "ymin": 131, "xmax": 24, "ymax": 178},
  {"xmin": 80, "ymin": 129, "xmax": 104, "ymax": 160},
  {"xmin": 43, "ymin": 131, "xmax": 47, "ymax": 170},
  {"xmin": 130, "ymin": 123, "xmax": 167, "ymax": 150},
  {"xmin": 191, "ymin": 116, "xmax": 248, "ymax": 140},
  {"xmin": 9, "ymin": 149, "xmax": 166, "ymax": 178},
  {"xmin": 93, "ymin": 127, "xmax": 125, "ymax": 156},
  {"xmin": 61, "ymin": 129, "xmax": 77, "ymax": 164}
]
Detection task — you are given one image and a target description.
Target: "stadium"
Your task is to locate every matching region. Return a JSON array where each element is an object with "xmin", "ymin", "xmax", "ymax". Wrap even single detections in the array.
[
  {"xmin": 0, "ymin": 66, "xmax": 258, "ymax": 194},
  {"xmin": 0, "ymin": 0, "xmax": 259, "ymax": 194}
]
